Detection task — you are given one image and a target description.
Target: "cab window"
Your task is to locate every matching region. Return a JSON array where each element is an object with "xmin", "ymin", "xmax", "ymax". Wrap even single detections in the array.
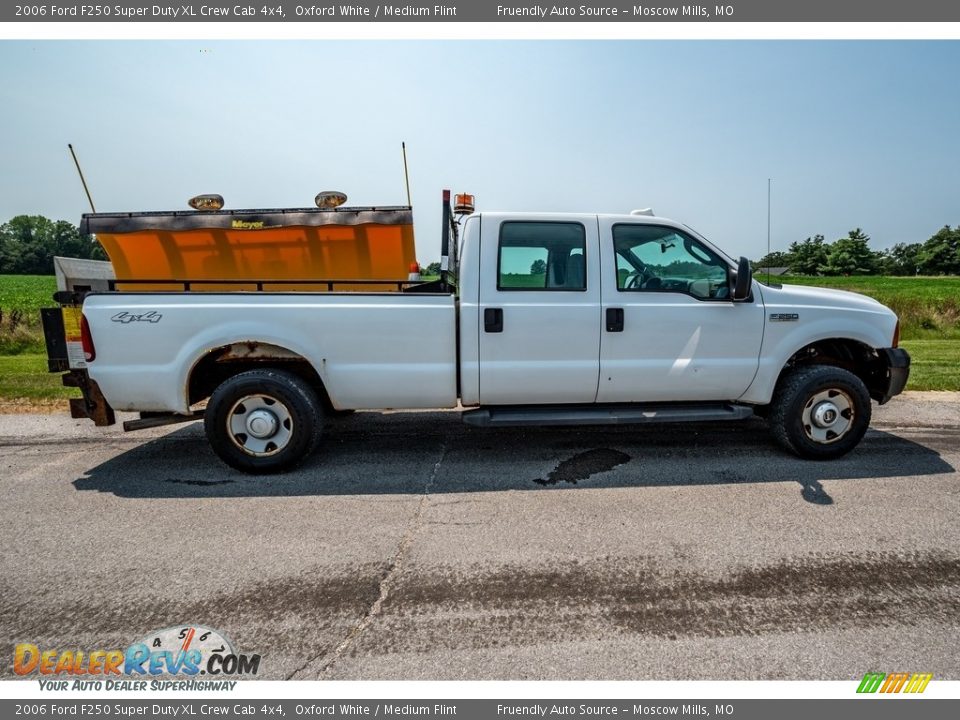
[
  {"xmin": 498, "ymin": 222, "xmax": 586, "ymax": 291},
  {"xmin": 613, "ymin": 224, "xmax": 729, "ymax": 300}
]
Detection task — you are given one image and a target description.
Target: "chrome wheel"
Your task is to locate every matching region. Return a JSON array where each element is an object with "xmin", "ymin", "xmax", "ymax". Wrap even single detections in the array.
[
  {"xmin": 802, "ymin": 388, "xmax": 854, "ymax": 444},
  {"xmin": 227, "ymin": 394, "xmax": 293, "ymax": 456}
]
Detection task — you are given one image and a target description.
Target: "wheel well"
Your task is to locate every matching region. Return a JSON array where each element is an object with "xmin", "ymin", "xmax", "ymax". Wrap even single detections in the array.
[
  {"xmin": 187, "ymin": 343, "xmax": 334, "ymax": 410},
  {"xmin": 780, "ymin": 338, "xmax": 890, "ymax": 402}
]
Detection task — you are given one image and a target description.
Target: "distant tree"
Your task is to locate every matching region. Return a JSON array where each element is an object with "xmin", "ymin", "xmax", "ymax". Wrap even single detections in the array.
[
  {"xmin": 917, "ymin": 225, "xmax": 960, "ymax": 275},
  {"xmin": 530, "ymin": 259, "xmax": 547, "ymax": 275},
  {"xmin": 423, "ymin": 261, "xmax": 442, "ymax": 276},
  {"xmin": 0, "ymin": 216, "xmax": 105, "ymax": 275},
  {"xmin": 873, "ymin": 251, "xmax": 897, "ymax": 276},
  {"xmin": 820, "ymin": 228, "xmax": 879, "ymax": 275},
  {"xmin": 752, "ymin": 251, "xmax": 792, "ymax": 271},
  {"xmin": 787, "ymin": 235, "xmax": 829, "ymax": 275},
  {"xmin": 882, "ymin": 242, "xmax": 923, "ymax": 276}
]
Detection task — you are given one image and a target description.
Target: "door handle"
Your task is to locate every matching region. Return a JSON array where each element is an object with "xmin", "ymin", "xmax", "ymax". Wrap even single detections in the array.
[
  {"xmin": 606, "ymin": 307, "xmax": 624, "ymax": 332},
  {"xmin": 484, "ymin": 308, "xmax": 504, "ymax": 333}
]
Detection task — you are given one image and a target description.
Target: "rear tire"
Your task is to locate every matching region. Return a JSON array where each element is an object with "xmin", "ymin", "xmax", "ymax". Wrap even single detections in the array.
[
  {"xmin": 204, "ymin": 368, "xmax": 322, "ymax": 474},
  {"xmin": 769, "ymin": 365, "xmax": 871, "ymax": 460}
]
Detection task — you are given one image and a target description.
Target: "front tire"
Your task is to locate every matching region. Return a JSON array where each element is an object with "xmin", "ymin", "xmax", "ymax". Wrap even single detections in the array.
[
  {"xmin": 769, "ymin": 365, "xmax": 871, "ymax": 460},
  {"xmin": 204, "ymin": 369, "xmax": 322, "ymax": 473}
]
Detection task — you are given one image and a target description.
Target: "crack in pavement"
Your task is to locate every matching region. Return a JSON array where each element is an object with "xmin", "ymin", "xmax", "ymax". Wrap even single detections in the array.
[{"xmin": 285, "ymin": 440, "xmax": 448, "ymax": 680}]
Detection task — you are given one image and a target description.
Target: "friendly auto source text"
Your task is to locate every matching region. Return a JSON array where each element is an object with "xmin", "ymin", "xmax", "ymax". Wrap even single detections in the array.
[{"xmin": 496, "ymin": 6, "xmax": 729, "ymax": 18}]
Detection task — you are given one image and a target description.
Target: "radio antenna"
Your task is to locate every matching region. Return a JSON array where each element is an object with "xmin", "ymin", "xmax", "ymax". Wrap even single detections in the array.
[
  {"xmin": 766, "ymin": 177, "xmax": 771, "ymax": 285},
  {"xmin": 402, "ymin": 142, "xmax": 412, "ymax": 208},
  {"xmin": 68, "ymin": 144, "xmax": 97, "ymax": 213}
]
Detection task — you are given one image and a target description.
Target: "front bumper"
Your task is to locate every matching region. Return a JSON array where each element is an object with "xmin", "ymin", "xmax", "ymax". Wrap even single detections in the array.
[{"xmin": 874, "ymin": 347, "xmax": 911, "ymax": 405}]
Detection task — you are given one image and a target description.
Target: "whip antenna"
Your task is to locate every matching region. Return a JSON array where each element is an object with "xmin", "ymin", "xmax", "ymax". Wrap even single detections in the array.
[
  {"xmin": 767, "ymin": 178, "xmax": 771, "ymax": 284},
  {"xmin": 68, "ymin": 144, "xmax": 97, "ymax": 213},
  {"xmin": 402, "ymin": 142, "xmax": 412, "ymax": 207}
]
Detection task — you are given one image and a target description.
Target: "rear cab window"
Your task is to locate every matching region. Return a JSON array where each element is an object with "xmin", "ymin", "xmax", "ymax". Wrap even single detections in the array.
[{"xmin": 498, "ymin": 222, "xmax": 587, "ymax": 291}]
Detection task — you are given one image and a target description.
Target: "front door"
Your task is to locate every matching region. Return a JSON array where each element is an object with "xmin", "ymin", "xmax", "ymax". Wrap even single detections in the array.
[
  {"xmin": 597, "ymin": 220, "xmax": 764, "ymax": 402},
  {"xmin": 479, "ymin": 217, "xmax": 601, "ymax": 405}
]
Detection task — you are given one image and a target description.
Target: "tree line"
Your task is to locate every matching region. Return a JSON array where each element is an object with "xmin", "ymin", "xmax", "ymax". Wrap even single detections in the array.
[
  {"xmin": 753, "ymin": 226, "xmax": 960, "ymax": 276},
  {"xmin": 3, "ymin": 214, "xmax": 959, "ymax": 278},
  {"xmin": 0, "ymin": 215, "xmax": 105, "ymax": 275}
]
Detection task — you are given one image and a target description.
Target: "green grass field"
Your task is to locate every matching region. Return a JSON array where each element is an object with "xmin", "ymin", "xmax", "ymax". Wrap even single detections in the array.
[
  {"xmin": 0, "ymin": 274, "xmax": 55, "ymax": 354},
  {"xmin": 0, "ymin": 274, "xmax": 956, "ymax": 405},
  {"xmin": 0, "ymin": 274, "xmax": 57, "ymax": 315},
  {"xmin": 0, "ymin": 355, "xmax": 79, "ymax": 407},
  {"xmin": 898, "ymin": 340, "xmax": 958, "ymax": 391}
]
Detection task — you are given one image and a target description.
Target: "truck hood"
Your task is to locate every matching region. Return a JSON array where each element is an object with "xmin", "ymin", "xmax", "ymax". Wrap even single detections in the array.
[{"xmin": 761, "ymin": 282, "xmax": 889, "ymax": 314}]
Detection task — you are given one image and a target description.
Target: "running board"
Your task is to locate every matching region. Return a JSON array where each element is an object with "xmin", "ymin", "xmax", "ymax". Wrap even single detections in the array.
[
  {"xmin": 123, "ymin": 411, "xmax": 204, "ymax": 432},
  {"xmin": 461, "ymin": 403, "xmax": 754, "ymax": 428}
]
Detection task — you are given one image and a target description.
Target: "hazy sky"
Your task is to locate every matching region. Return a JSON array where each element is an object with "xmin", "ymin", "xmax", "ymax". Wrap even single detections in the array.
[{"xmin": 0, "ymin": 40, "xmax": 957, "ymax": 262}]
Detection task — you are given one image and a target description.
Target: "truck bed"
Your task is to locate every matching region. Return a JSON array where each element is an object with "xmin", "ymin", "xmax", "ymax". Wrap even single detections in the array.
[{"xmin": 81, "ymin": 291, "xmax": 458, "ymax": 414}]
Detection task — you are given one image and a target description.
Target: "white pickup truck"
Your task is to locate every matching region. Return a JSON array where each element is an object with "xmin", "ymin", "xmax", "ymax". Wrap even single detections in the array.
[{"xmin": 44, "ymin": 191, "xmax": 910, "ymax": 473}]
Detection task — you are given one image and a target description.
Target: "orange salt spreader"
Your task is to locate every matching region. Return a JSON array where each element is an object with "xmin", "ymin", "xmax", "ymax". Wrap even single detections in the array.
[{"xmin": 80, "ymin": 192, "xmax": 418, "ymax": 293}]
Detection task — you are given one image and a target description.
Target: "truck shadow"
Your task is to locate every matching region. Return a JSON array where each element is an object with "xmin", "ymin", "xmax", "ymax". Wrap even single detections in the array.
[{"xmin": 72, "ymin": 411, "xmax": 956, "ymax": 504}]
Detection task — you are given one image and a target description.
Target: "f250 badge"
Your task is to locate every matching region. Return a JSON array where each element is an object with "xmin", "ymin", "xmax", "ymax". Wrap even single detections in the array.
[
  {"xmin": 769, "ymin": 313, "xmax": 800, "ymax": 322},
  {"xmin": 111, "ymin": 311, "xmax": 163, "ymax": 324}
]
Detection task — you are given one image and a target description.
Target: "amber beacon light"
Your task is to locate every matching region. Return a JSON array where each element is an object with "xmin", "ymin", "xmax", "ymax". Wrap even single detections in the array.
[
  {"xmin": 188, "ymin": 194, "xmax": 225, "ymax": 211},
  {"xmin": 454, "ymin": 193, "xmax": 475, "ymax": 215},
  {"xmin": 315, "ymin": 191, "xmax": 348, "ymax": 209}
]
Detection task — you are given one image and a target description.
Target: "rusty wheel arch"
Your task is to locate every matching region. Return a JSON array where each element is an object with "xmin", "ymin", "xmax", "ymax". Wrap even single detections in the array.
[{"xmin": 187, "ymin": 342, "xmax": 335, "ymax": 412}]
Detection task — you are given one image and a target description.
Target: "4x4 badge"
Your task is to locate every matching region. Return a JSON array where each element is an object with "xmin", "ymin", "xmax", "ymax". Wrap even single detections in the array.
[{"xmin": 111, "ymin": 311, "xmax": 162, "ymax": 324}]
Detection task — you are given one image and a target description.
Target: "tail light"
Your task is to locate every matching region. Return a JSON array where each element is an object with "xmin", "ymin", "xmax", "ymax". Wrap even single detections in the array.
[
  {"xmin": 892, "ymin": 320, "xmax": 900, "ymax": 348},
  {"xmin": 80, "ymin": 314, "xmax": 96, "ymax": 362}
]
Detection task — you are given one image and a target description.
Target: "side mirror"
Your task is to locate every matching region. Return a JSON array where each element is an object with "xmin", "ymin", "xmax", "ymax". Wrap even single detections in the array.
[{"xmin": 732, "ymin": 256, "xmax": 752, "ymax": 301}]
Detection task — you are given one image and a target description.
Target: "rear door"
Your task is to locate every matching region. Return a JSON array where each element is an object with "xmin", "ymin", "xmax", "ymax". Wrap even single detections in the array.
[
  {"xmin": 478, "ymin": 216, "xmax": 601, "ymax": 405},
  {"xmin": 597, "ymin": 219, "xmax": 764, "ymax": 402}
]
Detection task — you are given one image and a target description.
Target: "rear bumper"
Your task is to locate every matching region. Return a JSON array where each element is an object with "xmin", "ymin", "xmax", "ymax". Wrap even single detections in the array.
[
  {"xmin": 874, "ymin": 347, "xmax": 911, "ymax": 405},
  {"xmin": 42, "ymin": 304, "xmax": 116, "ymax": 427}
]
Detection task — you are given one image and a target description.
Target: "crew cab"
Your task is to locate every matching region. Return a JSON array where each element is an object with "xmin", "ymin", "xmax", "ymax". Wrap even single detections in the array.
[{"xmin": 43, "ymin": 191, "xmax": 910, "ymax": 473}]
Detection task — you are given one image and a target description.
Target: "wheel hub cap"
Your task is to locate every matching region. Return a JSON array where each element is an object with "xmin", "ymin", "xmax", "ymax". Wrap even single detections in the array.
[
  {"xmin": 812, "ymin": 401, "xmax": 840, "ymax": 428},
  {"xmin": 245, "ymin": 409, "xmax": 278, "ymax": 438},
  {"xmin": 227, "ymin": 394, "xmax": 294, "ymax": 457},
  {"xmin": 802, "ymin": 388, "xmax": 854, "ymax": 445}
]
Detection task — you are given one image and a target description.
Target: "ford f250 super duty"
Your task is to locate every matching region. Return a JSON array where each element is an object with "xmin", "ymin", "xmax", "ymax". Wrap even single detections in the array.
[{"xmin": 43, "ymin": 190, "xmax": 910, "ymax": 473}]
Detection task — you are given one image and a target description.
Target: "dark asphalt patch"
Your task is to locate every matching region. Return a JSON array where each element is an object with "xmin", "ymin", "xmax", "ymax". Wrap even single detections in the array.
[
  {"xmin": 535, "ymin": 448, "xmax": 632, "ymax": 485},
  {"xmin": 164, "ymin": 478, "xmax": 235, "ymax": 486},
  {"xmin": 356, "ymin": 551, "xmax": 960, "ymax": 654},
  {"xmin": 0, "ymin": 562, "xmax": 389, "ymax": 677}
]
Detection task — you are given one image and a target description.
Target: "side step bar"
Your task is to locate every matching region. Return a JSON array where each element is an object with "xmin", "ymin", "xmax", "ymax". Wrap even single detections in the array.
[
  {"xmin": 462, "ymin": 403, "xmax": 754, "ymax": 428},
  {"xmin": 123, "ymin": 411, "xmax": 204, "ymax": 432}
]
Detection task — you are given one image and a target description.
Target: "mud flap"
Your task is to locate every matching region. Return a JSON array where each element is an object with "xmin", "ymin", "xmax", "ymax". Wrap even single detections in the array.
[{"xmin": 63, "ymin": 370, "xmax": 116, "ymax": 426}]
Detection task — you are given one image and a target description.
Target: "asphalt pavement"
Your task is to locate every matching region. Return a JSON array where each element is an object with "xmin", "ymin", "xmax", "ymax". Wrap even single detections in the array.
[{"xmin": 1, "ymin": 393, "xmax": 958, "ymax": 680}]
